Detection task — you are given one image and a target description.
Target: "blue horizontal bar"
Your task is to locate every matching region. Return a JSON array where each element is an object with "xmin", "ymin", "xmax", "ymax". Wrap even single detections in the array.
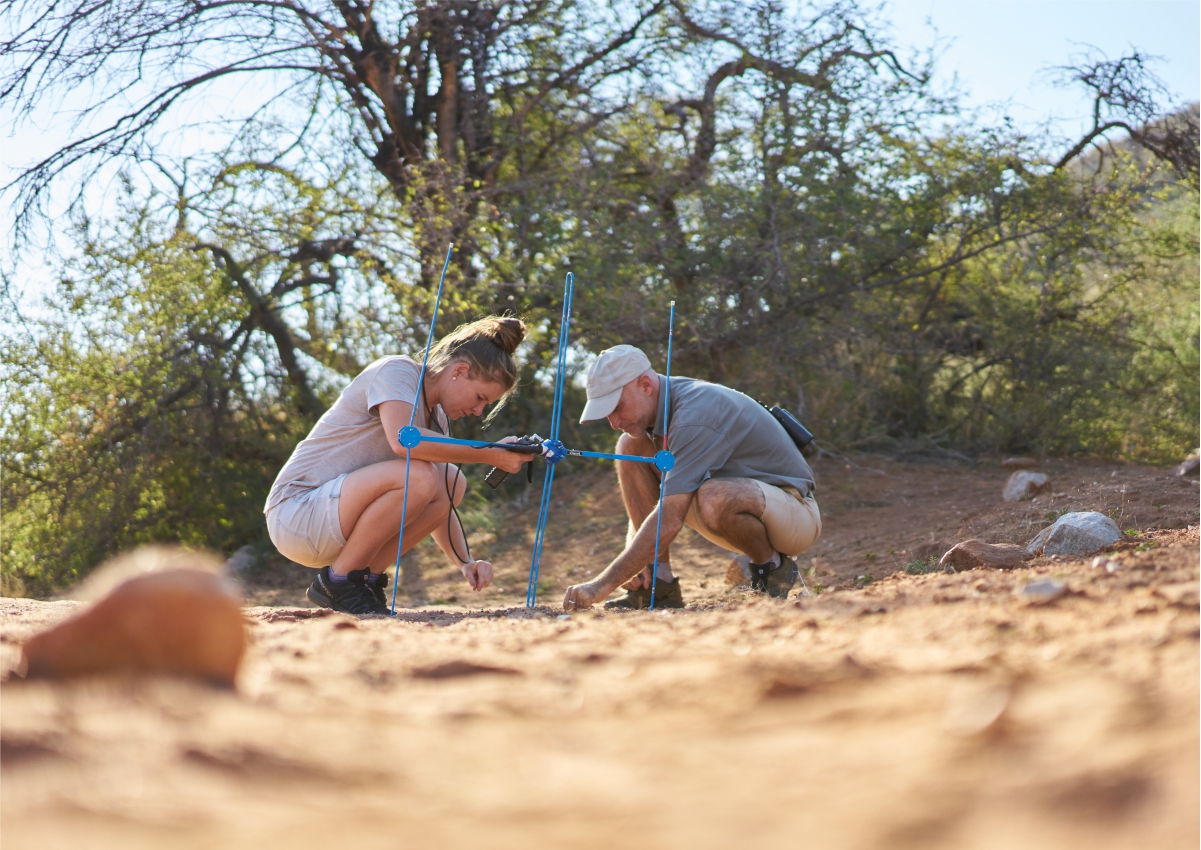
[
  {"xmin": 416, "ymin": 435, "xmax": 497, "ymax": 449},
  {"xmin": 400, "ymin": 432, "xmax": 658, "ymax": 465},
  {"xmin": 567, "ymin": 449, "xmax": 657, "ymax": 463}
]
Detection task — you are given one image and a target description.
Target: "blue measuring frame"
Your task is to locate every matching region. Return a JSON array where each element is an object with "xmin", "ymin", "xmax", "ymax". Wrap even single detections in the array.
[
  {"xmin": 524, "ymin": 271, "xmax": 575, "ymax": 606},
  {"xmin": 388, "ymin": 256, "xmax": 677, "ymax": 612},
  {"xmin": 647, "ymin": 300, "xmax": 676, "ymax": 611},
  {"xmin": 389, "ymin": 243, "xmax": 455, "ymax": 614}
]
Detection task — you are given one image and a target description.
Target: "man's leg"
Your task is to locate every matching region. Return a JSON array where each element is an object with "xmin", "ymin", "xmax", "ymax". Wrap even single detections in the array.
[
  {"xmin": 692, "ymin": 479, "xmax": 775, "ymax": 564},
  {"xmin": 614, "ymin": 432, "xmax": 674, "ymax": 586}
]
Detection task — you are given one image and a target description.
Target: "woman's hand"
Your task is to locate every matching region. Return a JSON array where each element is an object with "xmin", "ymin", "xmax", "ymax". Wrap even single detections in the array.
[
  {"xmin": 488, "ymin": 436, "xmax": 535, "ymax": 474},
  {"xmin": 461, "ymin": 559, "xmax": 494, "ymax": 591}
]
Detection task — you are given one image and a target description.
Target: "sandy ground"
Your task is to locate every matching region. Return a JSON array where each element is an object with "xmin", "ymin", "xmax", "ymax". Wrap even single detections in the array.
[{"xmin": 2, "ymin": 455, "xmax": 1198, "ymax": 849}]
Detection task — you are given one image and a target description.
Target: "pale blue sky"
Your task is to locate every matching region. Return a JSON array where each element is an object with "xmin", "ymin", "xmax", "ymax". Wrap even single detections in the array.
[{"xmin": 883, "ymin": 0, "xmax": 1199, "ymax": 139}]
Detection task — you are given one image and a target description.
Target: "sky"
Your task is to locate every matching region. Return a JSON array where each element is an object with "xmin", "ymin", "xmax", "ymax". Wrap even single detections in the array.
[
  {"xmin": 882, "ymin": 0, "xmax": 1200, "ymax": 140},
  {"xmin": 3, "ymin": 0, "xmax": 1199, "ymax": 306}
]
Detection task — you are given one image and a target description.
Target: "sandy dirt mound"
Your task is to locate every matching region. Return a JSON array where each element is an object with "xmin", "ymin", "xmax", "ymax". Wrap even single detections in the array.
[{"xmin": 2, "ymin": 456, "xmax": 1197, "ymax": 848}]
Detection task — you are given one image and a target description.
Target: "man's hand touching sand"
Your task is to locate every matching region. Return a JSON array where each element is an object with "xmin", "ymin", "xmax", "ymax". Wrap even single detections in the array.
[{"xmin": 562, "ymin": 580, "xmax": 606, "ymax": 611}]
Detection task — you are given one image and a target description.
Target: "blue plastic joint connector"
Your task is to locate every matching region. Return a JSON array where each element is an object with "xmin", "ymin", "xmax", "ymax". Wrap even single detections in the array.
[
  {"xmin": 654, "ymin": 450, "xmax": 675, "ymax": 472},
  {"xmin": 541, "ymin": 439, "xmax": 568, "ymax": 464},
  {"xmin": 398, "ymin": 426, "xmax": 423, "ymax": 448}
]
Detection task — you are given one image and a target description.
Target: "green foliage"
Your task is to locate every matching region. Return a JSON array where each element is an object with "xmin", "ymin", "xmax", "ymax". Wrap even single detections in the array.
[
  {"xmin": 905, "ymin": 558, "xmax": 941, "ymax": 575},
  {"xmin": 2, "ymin": 214, "xmax": 307, "ymax": 594}
]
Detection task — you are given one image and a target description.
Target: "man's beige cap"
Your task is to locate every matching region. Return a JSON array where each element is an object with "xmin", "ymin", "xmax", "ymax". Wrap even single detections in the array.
[{"xmin": 579, "ymin": 345, "xmax": 653, "ymax": 422}]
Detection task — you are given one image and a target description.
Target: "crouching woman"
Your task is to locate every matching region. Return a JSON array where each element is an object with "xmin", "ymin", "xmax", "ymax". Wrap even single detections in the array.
[{"xmin": 264, "ymin": 316, "xmax": 533, "ymax": 616}]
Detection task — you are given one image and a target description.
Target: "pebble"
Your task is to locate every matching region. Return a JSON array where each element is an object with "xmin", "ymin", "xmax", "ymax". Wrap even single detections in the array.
[
  {"xmin": 1002, "ymin": 471, "xmax": 1050, "ymax": 502},
  {"xmin": 1091, "ymin": 556, "xmax": 1120, "ymax": 573},
  {"xmin": 939, "ymin": 540, "xmax": 1032, "ymax": 571},
  {"xmin": 1018, "ymin": 579, "xmax": 1066, "ymax": 604}
]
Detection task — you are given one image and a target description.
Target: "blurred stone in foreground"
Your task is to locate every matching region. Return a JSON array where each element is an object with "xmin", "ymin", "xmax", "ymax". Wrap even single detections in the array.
[
  {"xmin": 1174, "ymin": 452, "xmax": 1199, "ymax": 477},
  {"xmin": 19, "ymin": 546, "xmax": 245, "ymax": 687}
]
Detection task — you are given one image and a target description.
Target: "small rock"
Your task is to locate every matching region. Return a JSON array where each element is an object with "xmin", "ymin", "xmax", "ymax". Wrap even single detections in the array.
[
  {"xmin": 1092, "ymin": 556, "xmax": 1120, "ymax": 573},
  {"xmin": 19, "ymin": 546, "xmax": 245, "ymax": 687},
  {"xmin": 1175, "ymin": 453, "xmax": 1200, "ymax": 477},
  {"xmin": 1001, "ymin": 457, "xmax": 1038, "ymax": 469},
  {"xmin": 939, "ymin": 540, "xmax": 1033, "ymax": 571},
  {"xmin": 1025, "ymin": 511, "xmax": 1123, "ymax": 557},
  {"xmin": 1019, "ymin": 579, "xmax": 1066, "ymax": 604},
  {"xmin": 1002, "ymin": 471, "xmax": 1050, "ymax": 502}
]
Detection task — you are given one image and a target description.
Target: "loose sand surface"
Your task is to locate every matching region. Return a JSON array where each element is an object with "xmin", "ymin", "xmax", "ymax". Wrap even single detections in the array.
[{"xmin": 2, "ymin": 455, "xmax": 1198, "ymax": 848}]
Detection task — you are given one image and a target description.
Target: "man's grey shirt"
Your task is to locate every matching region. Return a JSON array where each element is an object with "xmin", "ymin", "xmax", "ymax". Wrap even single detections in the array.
[{"xmin": 650, "ymin": 375, "xmax": 815, "ymax": 499}]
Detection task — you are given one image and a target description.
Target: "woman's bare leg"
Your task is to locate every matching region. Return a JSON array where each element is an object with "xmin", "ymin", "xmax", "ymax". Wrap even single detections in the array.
[
  {"xmin": 330, "ymin": 459, "xmax": 441, "ymax": 575},
  {"xmin": 365, "ymin": 465, "xmax": 466, "ymax": 573}
]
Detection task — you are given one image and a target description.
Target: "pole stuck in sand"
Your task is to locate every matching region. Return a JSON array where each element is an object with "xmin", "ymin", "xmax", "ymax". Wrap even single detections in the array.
[
  {"xmin": 390, "ymin": 243, "xmax": 455, "ymax": 614},
  {"xmin": 388, "ymin": 255, "xmax": 677, "ymax": 612},
  {"xmin": 647, "ymin": 300, "xmax": 675, "ymax": 611}
]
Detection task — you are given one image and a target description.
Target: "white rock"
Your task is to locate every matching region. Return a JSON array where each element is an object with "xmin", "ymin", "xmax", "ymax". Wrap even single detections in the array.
[
  {"xmin": 1026, "ymin": 511, "xmax": 1123, "ymax": 557},
  {"xmin": 1019, "ymin": 579, "xmax": 1066, "ymax": 603},
  {"xmin": 1002, "ymin": 471, "xmax": 1049, "ymax": 501}
]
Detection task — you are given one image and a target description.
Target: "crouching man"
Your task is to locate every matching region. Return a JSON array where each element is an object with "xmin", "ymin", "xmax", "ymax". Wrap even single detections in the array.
[{"xmin": 563, "ymin": 345, "xmax": 821, "ymax": 611}]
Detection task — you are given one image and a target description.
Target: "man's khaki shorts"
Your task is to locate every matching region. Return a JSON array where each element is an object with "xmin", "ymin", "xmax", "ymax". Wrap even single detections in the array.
[{"xmin": 683, "ymin": 479, "xmax": 821, "ymax": 557}]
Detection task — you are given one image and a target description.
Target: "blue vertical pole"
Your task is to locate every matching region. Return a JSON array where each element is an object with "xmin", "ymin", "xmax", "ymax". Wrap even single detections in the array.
[
  {"xmin": 390, "ymin": 244, "xmax": 455, "ymax": 614},
  {"xmin": 648, "ymin": 301, "xmax": 676, "ymax": 611},
  {"xmin": 525, "ymin": 272, "xmax": 574, "ymax": 606}
]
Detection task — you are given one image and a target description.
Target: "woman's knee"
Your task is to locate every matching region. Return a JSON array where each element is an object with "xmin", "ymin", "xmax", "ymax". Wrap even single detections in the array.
[{"xmin": 396, "ymin": 460, "xmax": 441, "ymax": 499}]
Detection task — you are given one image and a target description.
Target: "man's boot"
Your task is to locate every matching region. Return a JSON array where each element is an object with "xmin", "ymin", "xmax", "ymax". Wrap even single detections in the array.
[
  {"xmin": 748, "ymin": 554, "xmax": 799, "ymax": 599},
  {"xmin": 604, "ymin": 575, "xmax": 686, "ymax": 610}
]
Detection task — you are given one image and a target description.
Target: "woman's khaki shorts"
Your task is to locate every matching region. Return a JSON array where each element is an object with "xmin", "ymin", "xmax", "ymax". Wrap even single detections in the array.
[
  {"xmin": 683, "ymin": 479, "xmax": 821, "ymax": 557},
  {"xmin": 266, "ymin": 474, "xmax": 348, "ymax": 568}
]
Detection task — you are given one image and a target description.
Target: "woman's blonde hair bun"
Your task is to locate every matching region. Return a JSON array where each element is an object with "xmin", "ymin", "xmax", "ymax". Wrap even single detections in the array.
[
  {"xmin": 482, "ymin": 316, "xmax": 526, "ymax": 356},
  {"xmin": 425, "ymin": 315, "xmax": 528, "ymax": 421}
]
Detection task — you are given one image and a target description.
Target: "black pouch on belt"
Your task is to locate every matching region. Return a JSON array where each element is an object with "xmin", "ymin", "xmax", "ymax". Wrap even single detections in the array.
[{"xmin": 760, "ymin": 403, "xmax": 814, "ymax": 453}]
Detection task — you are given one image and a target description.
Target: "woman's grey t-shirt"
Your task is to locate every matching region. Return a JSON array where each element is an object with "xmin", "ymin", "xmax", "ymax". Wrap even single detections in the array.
[
  {"xmin": 650, "ymin": 375, "xmax": 815, "ymax": 498},
  {"xmin": 264, "ymin": 356, "xmax": 449, "ymax": 513}
]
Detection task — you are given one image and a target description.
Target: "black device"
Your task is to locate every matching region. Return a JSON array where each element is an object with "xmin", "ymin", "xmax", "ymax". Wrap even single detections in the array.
[
  {"xmin": 761, "ymin": 403, "xmax": 815, "ymax": 453},
  {"xmin": 483, "ymin": 435, "xmax": 544, "ymax": 489}
]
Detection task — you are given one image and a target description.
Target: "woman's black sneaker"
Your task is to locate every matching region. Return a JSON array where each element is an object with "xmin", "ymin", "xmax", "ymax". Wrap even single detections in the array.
[
  {"xmin": 368, "ymin": 571, "xmax": 392, "ymax": 611},
  {"xmin": 307, "ymin": 567, "xmax": 392, "ymax": 617}
]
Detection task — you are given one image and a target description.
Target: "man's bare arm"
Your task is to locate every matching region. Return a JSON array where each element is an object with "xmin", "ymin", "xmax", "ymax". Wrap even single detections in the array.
[{"xmin": 562, "ymin": 492, "xmax": 693, "ymax": 610}]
